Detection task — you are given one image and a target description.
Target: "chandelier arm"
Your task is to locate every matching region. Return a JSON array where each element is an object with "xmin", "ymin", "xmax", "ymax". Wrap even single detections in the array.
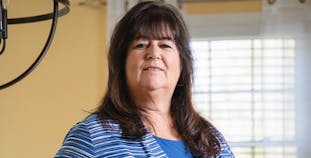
[
  {"xmin": 0, "ymin": 0, "xmax": 60, "ymax": 90},
  {"xmin": 0, "ymin": 38, "xmax": 5, "ymax": 55},
  {"xmin": 8, "ymin": 0, "xmax": 69, "ymax": 24}
]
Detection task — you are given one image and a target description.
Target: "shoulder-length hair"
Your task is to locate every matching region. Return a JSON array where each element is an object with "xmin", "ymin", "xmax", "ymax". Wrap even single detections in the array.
[{"xmin": 97, "ymin": 1, "xmax": 220, "ymax": 157}]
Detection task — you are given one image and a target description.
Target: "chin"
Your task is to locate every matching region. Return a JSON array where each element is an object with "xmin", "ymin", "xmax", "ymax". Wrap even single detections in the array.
[
  {"xmin": 145, "ymin": 86, "xmax": 162, "ymax": 91},
  {"xmin": 142, "ymin": 83, "xmax": 165, "ymax": 91}
]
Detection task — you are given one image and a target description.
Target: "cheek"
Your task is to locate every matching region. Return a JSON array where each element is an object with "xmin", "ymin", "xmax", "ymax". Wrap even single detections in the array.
[
  {"xmin": 125, "ymin": 54, "xmax": 143, "ymax": 75},
  {"xmin": 165, "ymin": 54, "xmax": 182, "ymax": 82},
  {"xmin": 169, "ymin": 55, "xmax": 181, "ymax": 73},
  {"xmin": 126, "ymin": 53, "xmax": 136, "ymax": 69},
  {"xmin": 125, "ymin": 57, "xmax": 131, "ymax": 72},
  {"xmin": 125, "ymin": 55, "xmax": 135, "ymax": 79}
]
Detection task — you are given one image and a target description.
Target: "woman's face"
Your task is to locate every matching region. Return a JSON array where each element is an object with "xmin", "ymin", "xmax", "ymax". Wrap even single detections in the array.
[{"xmin": 125, "ymin": 36, "xmax": 181, "ymax": 93}]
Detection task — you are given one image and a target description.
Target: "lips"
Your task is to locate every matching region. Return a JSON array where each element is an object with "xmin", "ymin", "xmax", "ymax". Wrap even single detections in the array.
[{"xmin": 143, "ymin": 66, "xmax": 164, "ymax": 71}]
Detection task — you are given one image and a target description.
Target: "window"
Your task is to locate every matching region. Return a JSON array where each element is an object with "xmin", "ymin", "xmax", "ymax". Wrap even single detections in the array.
[{"xmin": 191, "ymin": 39, "xmax": 296, "ymax": 158}]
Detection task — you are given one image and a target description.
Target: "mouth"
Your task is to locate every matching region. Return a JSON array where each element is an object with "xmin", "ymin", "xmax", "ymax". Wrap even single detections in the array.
[{"xmin": 143, "ymin": 66, "xmax": 164, "ymax": 71}]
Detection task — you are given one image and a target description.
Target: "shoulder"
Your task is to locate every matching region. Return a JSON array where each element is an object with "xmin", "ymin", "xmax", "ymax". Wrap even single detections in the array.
[
  {"xmin": 68, "ymin": 114, "xmax": 101, "ymax": 134},
  {"xmin": 69, "ymin": 113, "xmax": 122, "ymax": 135},
  {"xmin": 208, "ymin": 125, "xmax": 235, "ymax": 158},
  {"xmin": 55, "ymin": 114, "xmax": 123, "ymax": 158},
  {"xmin": 64, "ymin": 114, "xmax": 112, "ymax": 139}
]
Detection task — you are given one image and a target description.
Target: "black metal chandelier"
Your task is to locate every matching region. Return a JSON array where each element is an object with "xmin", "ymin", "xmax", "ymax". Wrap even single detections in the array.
[
  {"xmin": 0, "ymin": 0, "xmax": 70, "ymax": 90},
  {"xmin": 267, "ymin": 0, "xmax": 306, "ymax": 4}
]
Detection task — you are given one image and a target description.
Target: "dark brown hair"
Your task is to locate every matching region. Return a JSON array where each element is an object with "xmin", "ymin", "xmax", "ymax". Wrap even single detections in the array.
[{"xmin": 97, "ymin": 1, "xmax": 220, "ymax": 157}]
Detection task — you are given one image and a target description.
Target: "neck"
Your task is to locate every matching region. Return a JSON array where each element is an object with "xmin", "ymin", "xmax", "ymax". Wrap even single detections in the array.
[
  {"xmin": 131, "ymin": 88, "xmax": 173, "ymax": 113},
  {"xmin": 138, "ymin": 98, "xmax": 179, "ymax": 140},
  {"xmin": 129, "ymin": 87, "xmax": 179, "ymax": 139}
]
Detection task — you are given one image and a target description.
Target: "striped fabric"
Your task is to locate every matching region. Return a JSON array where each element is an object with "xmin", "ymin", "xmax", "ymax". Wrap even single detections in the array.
[{"xmin": 55, "ymin": 114, "xmax": 234, "ymax": 158}]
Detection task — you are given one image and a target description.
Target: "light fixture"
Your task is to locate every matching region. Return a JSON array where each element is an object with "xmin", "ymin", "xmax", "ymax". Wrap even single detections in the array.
[
  {"xmin": 0, "ymin": 0, "xmax": 70, "ymax": 90},
  {"xmin": 267, "ymin": 0, "xmax": 306, "ymax": 5},
  {"xmin": 176, "ymin": 0, "xmax": 307, "ymax": 8}
]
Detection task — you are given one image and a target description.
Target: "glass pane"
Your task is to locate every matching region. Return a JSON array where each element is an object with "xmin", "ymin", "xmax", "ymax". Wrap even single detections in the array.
[{"xmin": 191, "ymin": 38, "xmax": 296, "ymax": 158}]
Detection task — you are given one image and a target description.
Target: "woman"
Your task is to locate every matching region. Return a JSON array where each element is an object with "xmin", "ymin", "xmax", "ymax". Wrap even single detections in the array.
[{"xmin": 55, "ymin": 1, "xmax": 234, "ymax": 158}]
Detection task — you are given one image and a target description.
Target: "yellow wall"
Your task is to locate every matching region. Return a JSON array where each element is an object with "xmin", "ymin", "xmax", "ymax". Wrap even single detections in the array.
[
  {"xmin": 0, "ymin": 1, "xmax": 107, "ymax": 158},
  {"xmin": 184, "ymin": 0, "xmax": 262, "ymax": 14}
]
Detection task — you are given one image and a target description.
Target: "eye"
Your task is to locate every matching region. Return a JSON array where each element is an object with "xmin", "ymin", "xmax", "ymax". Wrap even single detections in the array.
[
  {"xmin": 133, "ymin": 40, "xmax": 149, "ymax": 49},
  {"xmin": 135, "ymin": 43, "xmax": 147, "ymax": 48},
  {"xmin": 159, "ymin": 40, "xmax": 175, "ymax": 49},
  {"xmin": 160, "ymin": 44, "xmax": 172, "ymax": 49},
  {"xmin": 160, "ymin": 44, "xmax": 176, "ymax": 49}
]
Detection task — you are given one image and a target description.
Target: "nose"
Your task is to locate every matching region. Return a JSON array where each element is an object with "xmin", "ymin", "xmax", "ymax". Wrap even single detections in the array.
[{"xmin": 146, "ymin": 42, "xmax": 161, "ymax": 60}]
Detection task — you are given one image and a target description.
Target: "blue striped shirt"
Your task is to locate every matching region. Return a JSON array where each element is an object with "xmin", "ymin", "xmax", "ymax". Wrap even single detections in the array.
[{"xmin": 55, "ymin": 114, "xmax": 234, "ymax": 158}]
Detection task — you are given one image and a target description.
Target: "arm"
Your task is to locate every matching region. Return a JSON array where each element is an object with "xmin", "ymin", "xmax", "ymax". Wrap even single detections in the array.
[{"xmin": 55, "ymin": 122, "xmax": 95, "ymax": 158}]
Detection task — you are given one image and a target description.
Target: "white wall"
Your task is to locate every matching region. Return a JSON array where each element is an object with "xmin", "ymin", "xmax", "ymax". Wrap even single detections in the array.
[{"xmin": 296, "ymin": 33, "xmax": 311, "ymax": 157}]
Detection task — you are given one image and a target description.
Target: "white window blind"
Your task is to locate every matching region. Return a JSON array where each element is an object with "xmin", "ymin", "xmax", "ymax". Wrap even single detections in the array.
[{"xmin": 191, "ymin": 39, "xmax": 296, "ymax": 158}]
